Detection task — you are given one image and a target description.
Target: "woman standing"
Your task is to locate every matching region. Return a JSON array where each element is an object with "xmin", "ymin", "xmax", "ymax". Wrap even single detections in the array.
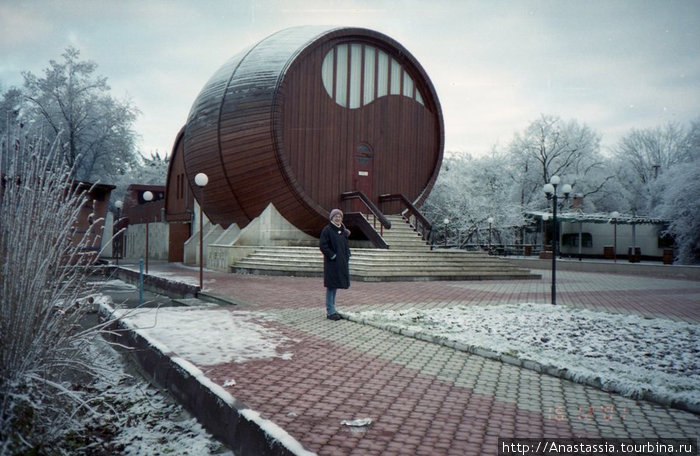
[{"xmin": 319, "ymin": 209, "xmax": 351, "ymax": 320}]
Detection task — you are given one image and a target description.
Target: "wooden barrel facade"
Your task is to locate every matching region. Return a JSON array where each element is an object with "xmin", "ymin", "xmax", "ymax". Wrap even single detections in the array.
[{"xmin": 183, "ymin": 26, "xmax": 444, "ymax": 235}]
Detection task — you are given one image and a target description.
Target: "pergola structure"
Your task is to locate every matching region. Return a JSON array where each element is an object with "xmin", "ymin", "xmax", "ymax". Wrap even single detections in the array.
[{"xmin": 525, "ymin": 211, "xmax": 671, "ymax": 261}]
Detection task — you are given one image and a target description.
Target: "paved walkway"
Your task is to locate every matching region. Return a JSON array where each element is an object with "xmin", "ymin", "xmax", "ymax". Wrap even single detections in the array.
[{"xmin": 117, "ymin": 262, "xmax": 700, "ymax": 455}]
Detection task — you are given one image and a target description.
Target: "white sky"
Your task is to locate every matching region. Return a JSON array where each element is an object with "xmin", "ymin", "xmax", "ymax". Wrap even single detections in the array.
[{"xmin": 1, "ymin": 0, "xmax": 699, "ymax": 158}]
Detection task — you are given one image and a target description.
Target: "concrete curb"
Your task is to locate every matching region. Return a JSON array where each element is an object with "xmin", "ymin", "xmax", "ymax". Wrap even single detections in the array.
[
  {"xmin": 99, "ymin": 303, "xmax": 316, "ymax": 456},
  {"xmin": 509, "ymin": 257, "xmax": 700, "ymax": 281},
  {"xmin": 341, "ymin": 313, "xmax": 700, "ymax": 415},
  {"xmin": 107, "ymin": 266, "xmax": 248, "ymax": 306},
  {"xmin": 107, "ymin": 265, "xmax": 201, "ymax": 298}
]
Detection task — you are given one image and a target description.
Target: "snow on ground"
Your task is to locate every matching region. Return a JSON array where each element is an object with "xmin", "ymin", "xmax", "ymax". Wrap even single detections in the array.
[
  {"xmin": 88, "ymin": 279, "xmax": 137, "ymax": 290},
  {"xmin": 119, "ymin": 264, "xmax": 214, "ymax": 287},
  {"xmin": 102, "ymin": 296, "xmax": 313, "ymax": 456},
  {"xmin": 110, "ymin": 306, "xmax": 294, "ymax": 366},
  {"xmin": 345, "ymin": 303, "xmax": 700, "ymax": 409},
  {"xmin": 79, "ymin": 333, "xmax": 234, "ymax": 455}
]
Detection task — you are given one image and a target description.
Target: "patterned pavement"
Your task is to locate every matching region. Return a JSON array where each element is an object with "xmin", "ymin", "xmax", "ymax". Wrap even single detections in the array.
[{"xmin": 120, "ymin": 262, "xmax": 700, "ymax": 455}]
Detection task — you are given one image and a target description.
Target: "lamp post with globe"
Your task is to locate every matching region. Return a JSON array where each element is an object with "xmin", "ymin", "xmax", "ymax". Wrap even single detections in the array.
[
  {"xmin": 142, "ymin": 191, "xmax": 153, "ymax": 273},
  {"xmin": 114, "ymin": 200, "xmax": 123, "ymax": 265},
  {"xmin": 543, "ymin": 176, "xmax": 571, "ymax": 305},
  {"xmin": 194, "ymin": 173, "xmax": 209, "ymax": 290},
  {"xmin": 610, "ymin": 211, "xmax": 620, "ymax": 263},
  {"xmin": 443, "ymin": 217, "xmax": 450, "ymax": 248}
]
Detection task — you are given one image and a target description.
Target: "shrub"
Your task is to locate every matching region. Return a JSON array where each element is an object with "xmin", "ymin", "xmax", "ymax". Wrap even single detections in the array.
[{"xmin": 0, "ymin": 129, "xmax": 106, "ymax": 453}]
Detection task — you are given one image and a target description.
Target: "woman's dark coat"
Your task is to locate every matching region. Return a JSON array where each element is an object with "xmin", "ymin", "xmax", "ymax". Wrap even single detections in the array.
[{"xmin": 319, "ymin": 222, "xmax": 351, "ymax": 289}]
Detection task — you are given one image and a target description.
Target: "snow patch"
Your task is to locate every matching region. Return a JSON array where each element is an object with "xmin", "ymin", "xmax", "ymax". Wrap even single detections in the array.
[
  {"xmin": 89, "ymin": 279, "xmax": 137, "ymax": 290},
  {"xmin": 78, "ymin": 331, "xmax": 233, "ymax": 455},
  {"xmin": 346, "ymin": 303, "xmax": 700, "ymax": 409},
  {"xmin": 120, "ymin": 265, "xmax": 204, "ymax": 287},
  {"xmin": 112, "ymin": 306, "xmax": 294, "ymax": 366},
  {"xmin": 106, "ymin": 302, "xmax": 312, "ymax": 453}
]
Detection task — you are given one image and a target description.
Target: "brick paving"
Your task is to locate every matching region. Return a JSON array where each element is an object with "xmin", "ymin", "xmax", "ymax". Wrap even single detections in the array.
[{"xmin": 121, "ymin": 262, "xmax": 700, "ymax": 455}]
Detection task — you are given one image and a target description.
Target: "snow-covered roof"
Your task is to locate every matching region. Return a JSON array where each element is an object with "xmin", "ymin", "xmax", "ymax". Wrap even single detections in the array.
[{"xmin": 525, "ymin": 211, "xmax": 668, "ymax": 225}]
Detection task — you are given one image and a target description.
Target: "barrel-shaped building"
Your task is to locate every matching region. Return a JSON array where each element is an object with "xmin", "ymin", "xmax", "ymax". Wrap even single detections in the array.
[{"xmin": 181, "ymin": 25, "xmax": 443, "ymax": 236}]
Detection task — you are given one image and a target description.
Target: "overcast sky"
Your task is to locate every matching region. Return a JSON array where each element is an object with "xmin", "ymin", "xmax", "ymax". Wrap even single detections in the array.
[{"xmin": 2, "ymin": 0, "xmax": 699, "ymax": 158}]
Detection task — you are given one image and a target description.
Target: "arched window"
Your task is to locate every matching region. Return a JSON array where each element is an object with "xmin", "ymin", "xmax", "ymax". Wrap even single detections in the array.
[
  {"xmin": 322, "ymin": 43, "xmax": 425, "ymax": 109},
  {"xmin": 357, "ymin": 143, "xmax": 372, "ymax": 154}
]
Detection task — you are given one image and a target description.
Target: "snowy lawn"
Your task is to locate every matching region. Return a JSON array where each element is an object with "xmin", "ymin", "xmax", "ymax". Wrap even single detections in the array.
[
  {"xmin": 109, "ymin": 306, "xmax": 295, "ymax": 366},
  {"xmin": 69, "ymin": 332, "xmax": 233, "ymax": 455},
  {"xmin": 345, "ymin": 303, "xmax": 700, "ymax": 411}
]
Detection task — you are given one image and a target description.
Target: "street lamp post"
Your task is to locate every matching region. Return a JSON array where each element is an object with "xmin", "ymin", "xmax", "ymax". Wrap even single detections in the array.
[
  {"xmin": 142, "ymin": 191, "xmax": 153, "ymax": 273},
  {"xmin": 611, "ymin": 211, "xmax": 620, "ymax": 263},
  {"xmin": 114, "ymin": 200, "xmax": 123, "ymax": 265},
  {"xmin": 543, "ymin": 175, "xmax": 571, "ymax": 305},
  {"xmin": 194, "ymin": 173, "xmax": 209, "ymax": 290},
  {"xmin": 443, "ymin": 217, "xmax": 449, "ymax": 247},
  {"xmin": 541, "ymin": 214, "xmax": 549, "ymax": 251},
  {"xmin": 487, "ymin": 216, "xmax": 494, "ymax": 253}
]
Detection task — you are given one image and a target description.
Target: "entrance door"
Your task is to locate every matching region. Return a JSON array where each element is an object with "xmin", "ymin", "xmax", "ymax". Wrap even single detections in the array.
[
  {"xmin": 352, "ymin": 144, "xmax": 373, "ymax": 212},
  {"xmin": 168, "ymin": 222, "xmax": 191, "ymax": 262}
]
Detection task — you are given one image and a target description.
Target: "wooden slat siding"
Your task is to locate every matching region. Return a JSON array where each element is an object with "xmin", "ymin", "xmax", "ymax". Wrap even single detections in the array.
[
  {"xmin": 279, "ymin": 32, "xmax": 442, "ymax": 229},
  {"xmin": 285, "ymin": 94, "xmax": 437, "ymax": 203},
  {"xmin": 184, "ymin": 51, "xmax": 249, "ymax": 228},
  {"xmin": 277, "ymin": 37, "xmax": 339, "ymax": 231},
  {"xmin": 179, "ymin": 26, "xmax": 442, "ymax": 236},
  {"xmin": 220, "ymin": 64, "xmax": 277, "ymax": 223},
  {"xmin": 165, "ymin": 127, "xmax": 193, "ymax": 222},
  {"xmin": 233, "ymin": 27, "xmax": 331, "ymax": 232},
  {"xmin": 215, "ymin": 41, "xmax": 284, "ymax": 223}
]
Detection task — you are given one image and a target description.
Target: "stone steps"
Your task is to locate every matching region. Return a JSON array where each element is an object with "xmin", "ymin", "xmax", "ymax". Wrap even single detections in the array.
[
  {"xmin": 229, "ymin": 215, "xmax": 539, "ymax": 281},
  {"xmin": 380, "ymin": 215, "xmax": 431, "ymax": 250},
  {"xmin": 231, "ymin": 246, "xmax": 539, "ymax": 282}
]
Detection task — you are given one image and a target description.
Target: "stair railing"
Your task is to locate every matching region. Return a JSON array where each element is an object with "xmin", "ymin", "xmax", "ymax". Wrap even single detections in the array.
[
  {"xmin": 378, "ymin": 193, "xmax": 432, "ymax": 242},
  {"xmin": 340, "ymin": 191, "xmax": 392, "ymax": 236}
]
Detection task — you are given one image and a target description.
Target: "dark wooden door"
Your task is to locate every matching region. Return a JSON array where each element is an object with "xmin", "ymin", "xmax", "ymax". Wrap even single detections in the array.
[
  {"xmin": 168, "ymin": 222, "xmax": 191, "ymax": 262},
  {"xmin": 352, "ymin": 145, "xmax": 373, "ymax": 211}
]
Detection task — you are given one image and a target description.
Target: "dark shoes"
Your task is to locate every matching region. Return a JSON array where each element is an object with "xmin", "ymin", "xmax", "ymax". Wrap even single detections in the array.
[{"xmin": 327, "ymin": 313, "xmax": 342, "ymax": 321}]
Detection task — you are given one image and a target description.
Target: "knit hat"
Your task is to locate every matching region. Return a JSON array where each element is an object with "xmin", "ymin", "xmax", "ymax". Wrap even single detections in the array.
[{"xmin": 329, "ymin": 208, "xmax": 343, "ymax": 220}]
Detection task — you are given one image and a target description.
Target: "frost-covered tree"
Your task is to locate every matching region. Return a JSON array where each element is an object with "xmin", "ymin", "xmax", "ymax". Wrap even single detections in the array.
[
  {"xmin": 22, "ymin": 47, "xmax": 140, "ymax": 183},
  {"xmin": 110, "ymin": 150, "xmax": 170, "ymax": 206},
  {"xmin": 611, "ymin": 122, "xmax": 692, "ymax": 215},
  {"xmin": 654, "ymin": 119, "xmax": 700, "ymax": 264},
  {"xmin": 0, "ymin": 86, "xmax": 26, "ymax": 137},
  {"xmin": 506, "ymin": 114, "xmax": 611, "ymax": 211},
  {"xmin": 135, "ymin": 150, "xmax": 170, "ymax": 184},
  {"xmin": 423, "ymin": 151, "xmax": 523, "ymax": 246},
  {"xmin": 0, "ymin": 127, "xmax": 109, "ymax": 452}
]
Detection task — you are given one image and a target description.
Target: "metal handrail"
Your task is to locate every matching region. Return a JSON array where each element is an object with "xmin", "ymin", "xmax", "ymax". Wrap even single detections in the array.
[
  {"xmin": 340, "ymin": 191, "xmax": 392, "ymax": 230},
  {"xmin": 379, "ymin": 193, "xmax": 432, "ymax": 241}
]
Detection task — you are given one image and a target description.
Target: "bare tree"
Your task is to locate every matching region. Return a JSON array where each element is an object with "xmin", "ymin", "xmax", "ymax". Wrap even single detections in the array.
[
  {"xmin": 612, "ymin": 122, "xmax": 692, "ymax": 214},
  {"xmin": 615, "ymin": 122, "xmax": 691, "ymax": 184},
  {"xmin": 22, "ymin": 47, "xmax": 140, "ymax": 183},
  {"xmin": 507, "ymin": 114, "xmax": 611, "ymax": 210}
]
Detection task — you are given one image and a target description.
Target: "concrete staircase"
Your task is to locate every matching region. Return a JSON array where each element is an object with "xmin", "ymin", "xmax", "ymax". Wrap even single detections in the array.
[
  {"xmin": 381, "ymin": 215, "xmax": 431, "ymax": 250},
  {"xmin": 230, "ymin": 215, "xmax": 540, "ymax": 281}
]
